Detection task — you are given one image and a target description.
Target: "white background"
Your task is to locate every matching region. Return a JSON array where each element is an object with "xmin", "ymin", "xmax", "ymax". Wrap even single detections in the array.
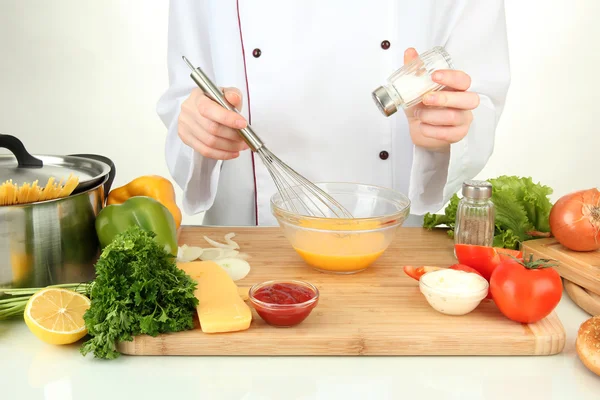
[{"xmin": 0, "ymin": 0, "xmax": 596, "ymax": 225}]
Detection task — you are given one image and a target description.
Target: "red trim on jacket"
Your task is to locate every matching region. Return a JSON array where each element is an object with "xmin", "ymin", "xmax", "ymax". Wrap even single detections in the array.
[{"xmin": 236, "ymin": 0, "xmax": 259, "ymax": 226}]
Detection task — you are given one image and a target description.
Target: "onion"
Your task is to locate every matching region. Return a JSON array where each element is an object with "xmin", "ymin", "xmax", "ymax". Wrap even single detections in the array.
[
  {"xmin": 177, "ymin": 245, "xmax": 204, "ymax": 262},
  {"xmin": 177, "ymin": 245, "xmax": 186, "ymax": 260},
  {"xmin": 235, "ymin": 252, "xmax": 252, "ymax": 260},
  {"xmin": 224, "ymin": 233, "xmax": 240, "ymax": 249},
  {"xmin": 549, "ymin": 188, "xmax": 600, "ymax": 251},
  {"xmin": 204, "ymin": 235, "xmax": 236, "ymax": 249},
  {"xmin": 214, "ymin": 258, "xmax": 251, "ymax": 281},
  {"xmin": 199, "ymin": 248, "xmax": 225, "ymax": 261},
  {"xmin": 221, "ymin": 249, "xmax": 240, "ymax": 258},
  {"xmin": 178, "ymin": 233, "xmax": 250, "ymax": 268}
]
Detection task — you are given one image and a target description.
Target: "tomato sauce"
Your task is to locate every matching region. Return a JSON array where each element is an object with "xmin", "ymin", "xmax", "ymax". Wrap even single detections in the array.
[
  {"xmin": 253, "ymin": 283, "xmax": 314, "ymax": 304},
  {"xmin": 249, "ymin": 281, "xmax": 319, "ymax": 327}
]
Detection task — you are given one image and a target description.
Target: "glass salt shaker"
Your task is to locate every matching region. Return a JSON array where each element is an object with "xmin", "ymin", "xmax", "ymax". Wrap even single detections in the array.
[
  {"xmin": 372, "ymin": 46, "xmax": 454, "ymax": 117},
  {"xmin": 454, "ymin": 180, "xmax": 496, "ymax": 249}
]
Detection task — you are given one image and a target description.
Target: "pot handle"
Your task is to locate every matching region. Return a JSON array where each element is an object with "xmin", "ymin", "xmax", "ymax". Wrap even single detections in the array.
[
  {"xmin": 70, "ymin": 154, "xmax": 116, "ymax": 197},
  {"xmin": 0, "ymin": 134, "xmax": 43, "ymax": 168}
]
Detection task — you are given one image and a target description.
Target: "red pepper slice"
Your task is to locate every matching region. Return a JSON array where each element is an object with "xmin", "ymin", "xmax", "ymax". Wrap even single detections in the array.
[{"xmin": 403, "ymin": 266, "xmax": 442, "ymax": 281}]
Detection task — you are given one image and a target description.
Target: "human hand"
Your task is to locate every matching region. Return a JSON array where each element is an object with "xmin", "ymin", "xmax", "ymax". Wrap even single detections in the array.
[
  {"xmin": 178, "ymin": 87, "xmax": 249, "ymax": 160},
  {"xmin": 403, "ymin": 48, "xmax": 480, "ymax": 152}
]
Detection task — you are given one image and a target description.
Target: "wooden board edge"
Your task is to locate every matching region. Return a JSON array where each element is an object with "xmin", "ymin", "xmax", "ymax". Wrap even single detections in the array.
[
  {"xmin": 115, "ymin": 345, "xmax": 564, "ymax": 357},
  {"xmin": 527, "ymin": 311, "xmax": 566, "ymax": 356},
  {"xmin": 523, "ymin": 242, "xmax": 600, "ymax": 296},
  {"xmin": 116, "ymin": 314, "xmax": 567, "ymax": 357},
  {"xmin": 564, "ymin": 279, "xmax": 600, "ymax": 316},
  {"xmin": 522, "ymin": 238, "xmax": 556, "ymax": 247},
  {"xmin": 117, "ymin": 338, "xmax": 144, "ymax": 355}
]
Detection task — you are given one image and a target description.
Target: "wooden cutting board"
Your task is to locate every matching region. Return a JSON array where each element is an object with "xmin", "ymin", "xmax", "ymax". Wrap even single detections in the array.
[
  {"xmin": 117, "ymin": 227, "xmax": 565, "ymax": 356},
  {"xmin": 522, "ymin": 238, "xmax": 600, "ymax": 296},
  {"xmin": 564, "ymin": 279, "xmax": 600, "ymax": 316}
]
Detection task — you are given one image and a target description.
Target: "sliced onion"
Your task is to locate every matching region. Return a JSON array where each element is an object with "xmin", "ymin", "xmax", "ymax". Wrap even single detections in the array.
[
  {"xmin": 235, "ymin": 252, "xmax": 252, "ymax": 260},
  {"xmin": 224, "ymin": 232, "xmax": 240, "ymax": 249},
  {"xmin": 198, "ymin": 248, "xmax": 239, "ymax": 261},
  {"xmin": 214, "ymin": 258, "xmax": 251, "ymax": 281},
  {"xmin": 182, "ymin": 233, "xmax": 248, "ymax": 262},
  {"xmin": 204, "ymin": 235, "xmax": 236, "ymax": 249},
  {"xmin": 177, "ymin": 245, "xmax": 204, "ymax": 262},
  {"xmin": 177, "ymin": 245, "xmax": 187, "ymax": 260},
  {"xmin": 199, "ymin": 248, "xmax": 225, "ymax": 261},
  {"xmin": 181, "ymin": 246, "xmax": 204, "ymax": 262},
  {"xmin": 221, "ymin": 249, "xmax": 240, "ymax": 258}
]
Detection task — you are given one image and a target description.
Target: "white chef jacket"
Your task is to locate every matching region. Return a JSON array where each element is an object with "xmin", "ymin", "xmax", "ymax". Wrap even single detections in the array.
[{"xmin": 157, "ymin": 0, "xmax": 510, "ymax": 227}]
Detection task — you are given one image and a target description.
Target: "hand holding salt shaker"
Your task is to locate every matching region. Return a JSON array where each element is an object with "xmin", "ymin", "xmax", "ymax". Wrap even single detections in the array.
[{"xmin": 372, "ymin": 46, "xmax": 454, "ymax": 117}]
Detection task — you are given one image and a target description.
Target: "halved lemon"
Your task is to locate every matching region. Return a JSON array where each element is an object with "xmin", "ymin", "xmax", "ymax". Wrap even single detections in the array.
[{"xmin": 24, "ymin": 287, "xmax": 91, "ymax": 345}]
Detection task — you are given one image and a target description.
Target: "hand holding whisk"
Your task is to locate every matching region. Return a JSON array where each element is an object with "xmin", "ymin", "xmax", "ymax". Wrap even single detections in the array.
[{"xmin": 182, "ymin": 56, "xmax": 354, "ymax": 219}]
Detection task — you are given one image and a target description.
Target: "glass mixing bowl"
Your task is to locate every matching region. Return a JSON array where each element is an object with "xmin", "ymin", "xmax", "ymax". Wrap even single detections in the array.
[{"xmin": 270, "ymin": 182, "xmax": 411, "ymax": 274}]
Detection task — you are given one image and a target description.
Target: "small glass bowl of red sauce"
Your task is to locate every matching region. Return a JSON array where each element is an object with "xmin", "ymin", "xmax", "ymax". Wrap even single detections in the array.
[{"xmin": 248, "ymin": 280, "xmax": 319, "ymax": 327}]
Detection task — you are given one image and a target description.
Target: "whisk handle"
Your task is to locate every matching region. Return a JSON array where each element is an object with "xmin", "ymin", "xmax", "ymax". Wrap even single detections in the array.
[{"xmin": 183, "ymin": 56, "xmax": 264, "ymax": 152}]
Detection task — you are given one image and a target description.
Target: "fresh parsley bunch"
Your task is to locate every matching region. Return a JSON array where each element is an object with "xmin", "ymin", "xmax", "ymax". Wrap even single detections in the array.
[{"xmin": 80, "ymin": 226, "xmax": 198, "ymax": 359}]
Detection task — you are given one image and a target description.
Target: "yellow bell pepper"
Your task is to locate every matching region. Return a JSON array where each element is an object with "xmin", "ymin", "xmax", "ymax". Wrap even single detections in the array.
[{"xmin": 107, "ymin": 175, "xmax": 182, "ymax": 229}]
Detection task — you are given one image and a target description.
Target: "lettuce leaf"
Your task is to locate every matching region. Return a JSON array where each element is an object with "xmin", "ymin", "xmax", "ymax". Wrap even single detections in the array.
[
  {"xmin": 492, "ymin": 229, "xmax": 521, "ymax": 249},
  {"xmin": 488, "ymin": 175, "xmax": 553, "ymax": 233},
  {"xmin": 422, "ymin": 176, "xmax": 553, "ymax": 249},
  {"xmin": 423, "ymin": 193, "xmax": 460, "ymax": 231},
  {"xmin": 488, "ymin": 183, "xmax": 531, "ymax": 249}
]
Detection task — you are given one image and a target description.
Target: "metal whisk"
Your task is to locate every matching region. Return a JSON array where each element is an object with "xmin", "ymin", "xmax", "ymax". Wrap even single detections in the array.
[{"xmin": 182, "ymin": 56, "xmax": 354, "ymax": 219}]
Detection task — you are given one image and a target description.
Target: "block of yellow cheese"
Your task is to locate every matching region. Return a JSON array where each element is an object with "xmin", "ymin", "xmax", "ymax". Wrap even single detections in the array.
[
  {"xmin": 177, "ymin": 261, "xmax": 252, "ymax": 333},
  {"xmin": 177, "ymin": 261, "xmax": 206, "ymax": 279},
  {"xmin": 237, "ymin": 286, "xmax": 249, "ymax": 300},
  {"xmin": 178, "ymin": 262, "xmax": 249, "ymax": 300}
]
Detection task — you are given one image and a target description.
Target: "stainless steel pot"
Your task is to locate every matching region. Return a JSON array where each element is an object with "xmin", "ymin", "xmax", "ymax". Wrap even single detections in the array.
[{"xmin": 0, "ymin": 135, "xmax": 115, "ymax": 288}]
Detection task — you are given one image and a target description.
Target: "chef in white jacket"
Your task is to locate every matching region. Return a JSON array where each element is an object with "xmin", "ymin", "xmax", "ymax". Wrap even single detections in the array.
[{"xmin": 157, "ymin": 1, "xmax": 510, "ymax": 227}]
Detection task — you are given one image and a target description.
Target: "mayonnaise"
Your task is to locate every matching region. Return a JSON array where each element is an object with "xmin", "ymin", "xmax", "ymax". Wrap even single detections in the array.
[{"xmin": 419, "ymin": 269, "xmax": 489, "ymax": 316}]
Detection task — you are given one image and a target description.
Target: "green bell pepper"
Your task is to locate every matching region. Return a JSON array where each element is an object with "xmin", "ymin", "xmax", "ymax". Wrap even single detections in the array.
[{"xmin": 95, "ymin": 196, "xmax": 178, "ymax": 256}]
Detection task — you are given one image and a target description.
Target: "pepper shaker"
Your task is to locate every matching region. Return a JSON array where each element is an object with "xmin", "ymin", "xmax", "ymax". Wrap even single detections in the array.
[
  {"xmin": 454, "ymin": 180, "xmax": 496, "ymax": 249},
  {"xmin": 372, "ymin": 46, "xmax": 454, "ymax": 117}
]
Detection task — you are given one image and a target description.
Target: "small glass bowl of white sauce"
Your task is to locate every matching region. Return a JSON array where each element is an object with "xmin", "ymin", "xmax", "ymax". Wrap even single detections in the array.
[{"xmin": 419, "ymin": 269, "xmax": 489, "ymax": 316}]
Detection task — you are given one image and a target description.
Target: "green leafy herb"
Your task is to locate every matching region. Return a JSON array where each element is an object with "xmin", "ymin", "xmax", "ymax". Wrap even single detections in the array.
[
  {"xmin": 80, "ymin": 226, "xmax": 198, "ymax": 360},
  {"xmin": 488, "ymin": 175, "xmax": 554, "ymax": 233},
  {"xmin": 423, "ymin": 193, "xmax": 460, "ymax": 239},
  {"xmin": 423, "ymin": 175, "xmax": 554, "ymax": 249}
]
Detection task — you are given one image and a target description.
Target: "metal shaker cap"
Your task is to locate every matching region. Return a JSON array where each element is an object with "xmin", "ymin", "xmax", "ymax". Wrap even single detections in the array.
[
  {"xmin": 372, "ymin": 86, "xmax": 397, "ymax": 117},
  {"xmin": 462, "ymin": 180, "xmax": 492, "ymax": 199}
]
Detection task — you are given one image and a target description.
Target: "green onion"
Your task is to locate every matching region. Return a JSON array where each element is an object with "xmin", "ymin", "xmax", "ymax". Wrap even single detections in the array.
[{"xmin": 0, "ymin": 282, "xmax": 93, "ymax": 321}]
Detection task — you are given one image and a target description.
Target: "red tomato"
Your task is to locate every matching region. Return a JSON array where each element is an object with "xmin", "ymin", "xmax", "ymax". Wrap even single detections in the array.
[
  {"xmin": 455, "ymin": 244, "xmax": 523, "ymax": 281},
  {"xmin": 403, "ymin": 266, "xmax": 441, "ymax": 281},
  {"xmin": 496, "ymin": 248, "xmax": 524, "ymax": 261},
  {"xmin": 454, "ymin": 244, "xmax": 500, "ymax": 281},
  {"xmin": 549, "ymin": 188, "xmax": 600, "ymax": 252},
  {"xmin": 448, "ymin": 263, "xmax": 484, "ymax": 277},
  {"xmin": 489, "ymin": 256, "xmax": 563, "ymax": 324}
]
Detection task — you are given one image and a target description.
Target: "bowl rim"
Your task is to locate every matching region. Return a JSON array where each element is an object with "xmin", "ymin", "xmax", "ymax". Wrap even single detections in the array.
[
  {"xmin": 248, "ymin": 279, "xmax": 320, "ymax": 309},
  {"xmin": 269, "ymin": 181, "xmax": 411, "ymax": 224}
]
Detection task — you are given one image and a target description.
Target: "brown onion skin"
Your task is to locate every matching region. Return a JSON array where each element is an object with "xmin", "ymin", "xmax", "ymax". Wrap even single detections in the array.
[{"xmin": 549, "ymin": 188, "xmax": 600, "ymax": 252}]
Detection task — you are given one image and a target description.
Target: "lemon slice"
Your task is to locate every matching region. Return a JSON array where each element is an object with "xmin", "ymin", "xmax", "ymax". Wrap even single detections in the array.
[{"xmin": 24, "ymin": 288, "xmax": 91, "ymax": 345}]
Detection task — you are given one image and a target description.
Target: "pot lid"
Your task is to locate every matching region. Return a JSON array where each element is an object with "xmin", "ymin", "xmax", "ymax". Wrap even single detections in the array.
[
  {"xmin": 0, "ymin": 134, "xmax": 111, "ymax": 187},
  {"xmin": 0, "ymin": 154, "xmax": 111, "ymax": 187}
]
